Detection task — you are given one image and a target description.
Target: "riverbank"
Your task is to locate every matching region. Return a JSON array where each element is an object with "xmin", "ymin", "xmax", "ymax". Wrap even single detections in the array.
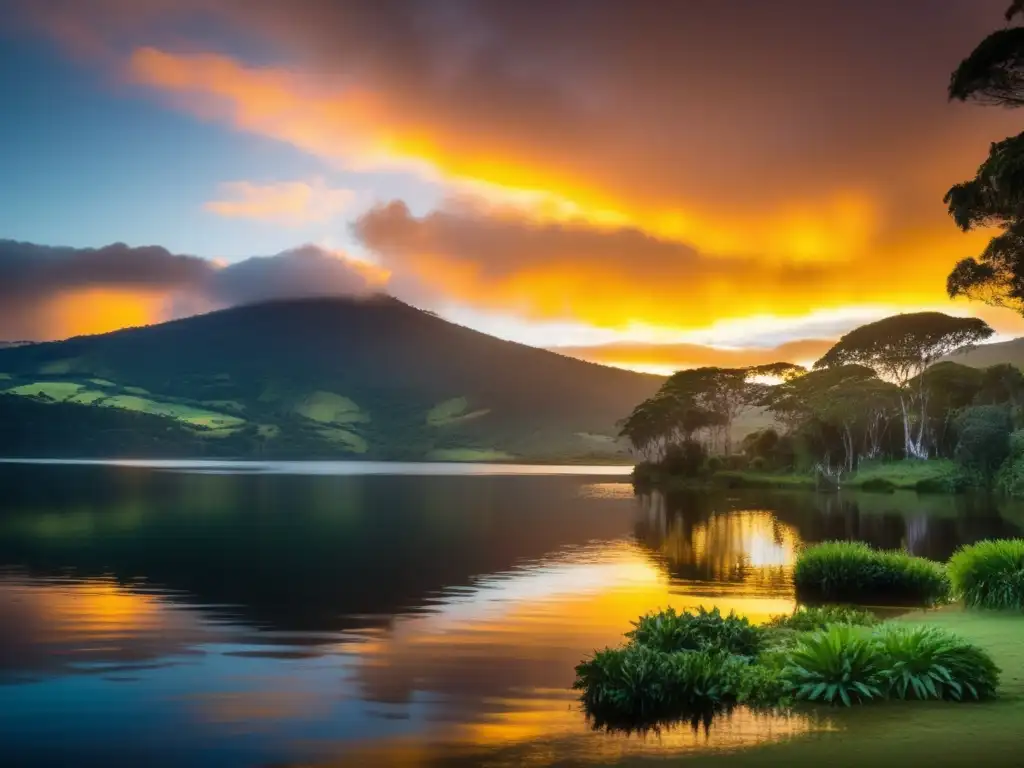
[
  {"xmin": 631, "ymin": 608, "xmax": 1024, "ymax": 768},
  {"xmin": 640, "ymin": 459, "xmax": 965, "ymax": 494}
]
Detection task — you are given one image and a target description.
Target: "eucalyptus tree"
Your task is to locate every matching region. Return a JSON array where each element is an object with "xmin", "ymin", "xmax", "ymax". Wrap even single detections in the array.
[
  {"xmin": 764, "ymin": 364, "xmax": 899, "ymax": 472},
  {"xmin": 813, "ymin": 313, "xmax": 993, "ymax": 459}
]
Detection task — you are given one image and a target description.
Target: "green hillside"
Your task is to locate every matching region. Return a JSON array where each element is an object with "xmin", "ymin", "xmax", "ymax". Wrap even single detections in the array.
[
  {"xmin": 0, "ymin": 296, "xmax": 664, "ymax": 462},
  {"xmin": 944, "ymin": 338, "xmax": 1024, "ymax": 369}
]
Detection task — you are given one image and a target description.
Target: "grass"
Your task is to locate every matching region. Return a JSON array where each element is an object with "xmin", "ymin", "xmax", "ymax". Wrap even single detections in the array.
[
  {"xmin": 100, "ymin": 395, "xmax": 246, "ymax": 429},
  {"xmin": 5, "ymin": 381, "xmax": 85, "ymax": 400},
  {"xmin": 426, "ymin": 396, "xmax": 491, "ymax": 426},
  {"xmin": 793, "ymin": 541, "xmax": 950, "ymax": 605},
  {"xmin": 256, "ymin": 424, "xmax": 281, "ymax": 439},
  {"xmin": 315, "ymin": 426, "xmax": 369, "ymax": 453},
  {"xmin": 426, "ymin": 448, "xmax": 515, "ymax": 461},
  {"xmin": 293, "ymin": 390, "xmax": 368, "ymax": 424},
  {"xmin": 632, "ymin": 609, "xmax": 1024, "ymax": 768},
  {"xmin": 948, "ymin": 539, "xmax": 1024, "ymax": 609},
  {"xmin": 705, "ymin": 460, "xmax": 964, "ymax": 493},
  {"xmin": 88, "ymin": 378, "xmax": 114, "ymax": 387},
  {"xmin": 66, "ymin": 390, "xmax": 108, "ymax": 405}
]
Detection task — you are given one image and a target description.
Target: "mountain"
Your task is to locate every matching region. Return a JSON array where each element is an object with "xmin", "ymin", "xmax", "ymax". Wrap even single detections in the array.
[
  {"xmin": 0, "ymin": 296, "xmax": 663, "ymax": 461},
  {"xmin": 945, "ymin": 338, "xmax": 1024, "ymax": 369}
]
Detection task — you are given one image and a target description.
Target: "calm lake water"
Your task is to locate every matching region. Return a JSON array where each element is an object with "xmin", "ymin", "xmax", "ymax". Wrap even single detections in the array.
[{"xmin": 0, "ymin": 461, "xmax": 1021, "ymax": 767}]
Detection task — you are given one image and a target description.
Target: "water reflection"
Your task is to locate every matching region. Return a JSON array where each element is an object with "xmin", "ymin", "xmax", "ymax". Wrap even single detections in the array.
[{"xmin": 0, "ymin": 464, "xmax": 1020, "ymax": 766}]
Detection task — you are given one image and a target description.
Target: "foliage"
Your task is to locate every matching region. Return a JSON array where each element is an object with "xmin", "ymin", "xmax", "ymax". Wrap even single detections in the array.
[
  {"xmin": 627, "ymin": 606, "xmax": 762, "ymax": 657},
  {"xmin": 874, "ymin": 624, "xmax": 1000, "ymax": 701},
  {"xmin": 573, "ymin": 645, "xmax": 748, "ymax": 721},
  {"xmin": 997, "ymin": 429, "xmax": 1024, "ymax": 496},
  {"xmin": 948, "ymin": 539, "xmax": 1024, "ymax": 609},
  {"xmin": 782, "ymin": 625, "xmax": 884, "ymax": 706},
  {"xmin": 661, "ymin": 440, "xmax": 708, "ymax": 478},
  {"xmin": 813, "ymin": 313, "xmax": 994, "ymax": 460},
  {"xmin": 793, "ymin": 541, "xmax": 950, "ymax": 606},
  {"xmin": 954, "ymin": 405, "xmax": 1013, "ymax": 482},
  {"xmin": 735, "ymin": 663, "xmax": 793, "ymax": 709},
  {"xmin": 765, "ymin": 605, "xmax": 878, "ymax": 632},
  {"xmin": 945, "ymin": 8, "xmax": 1024, "ymax": 314}
]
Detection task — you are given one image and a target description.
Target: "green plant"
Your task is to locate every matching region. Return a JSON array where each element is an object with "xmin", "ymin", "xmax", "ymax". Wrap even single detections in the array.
[
  {"xmin": 736, "ymin": 663, "xmax": 793, "ymax": 709},
  {"xmin": 573, "ymin": 644, "xmax": 672, "ymax": 719},
  {"xmin": 627, "ymin": 606, "xmax": 763, "ymax": 656},
  {"xmin": 765, "ymin": 605, "xmax": 878, "ymax": 632},
  {"xmin": 948, "ymin": 539, "xmax": 1024, "ymax": 609},
  {"xmin": 875, "ymin": 625, "xmax": 1000, "ymax": 701},
  {"xmin": 955, "ymin": 405, "xmax": 1013, "ymax": 482},
  {"xmin": 783, "ymin": 624, "xmax": 885, "ymax": 707},
  {"xmin": 793, "ymin": 541, "xmax": 950, "ymax": 605},
  {"xmin": 573, "ymin": 645, "xmax": 749, "ymax": 721}
]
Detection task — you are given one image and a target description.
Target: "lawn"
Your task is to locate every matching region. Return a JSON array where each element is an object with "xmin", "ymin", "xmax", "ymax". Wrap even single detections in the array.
[
  {"xmin": 627, "ymin": 608, "xmax": 1024, "ymax": 768},
  {"xmin": 706, "ymin": 460, "xmax": 962, "ymax": 493},
  {"xmin": 99, "ymin": 395, "xmax": 246, "ymax": 429}
]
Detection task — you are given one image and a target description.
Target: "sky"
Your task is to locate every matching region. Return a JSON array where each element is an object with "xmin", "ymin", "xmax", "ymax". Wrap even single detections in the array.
[{"xmin": 1, "ymin": 0, "xmax": 1023, "ymax": 374}]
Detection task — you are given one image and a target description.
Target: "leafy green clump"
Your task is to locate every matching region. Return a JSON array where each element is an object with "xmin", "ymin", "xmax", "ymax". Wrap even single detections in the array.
[
  {"xmin": 875, "ymin": 625, "xmax": 999, "ymax": 701},
  {"xmin": 765, "ymin": 605, "xmax": 878, "ymax": 632},
  {"xmin": 948, "ymin": 539, "xmax": 1024, "ymax": 609},
  {"xmin": 793, "ymin": 541, "xmax": 950, "ymax": 606},
  {"xmin": 783, "ymin": 624, "xmax": 884, "ymax": 706},
  {"xmin": 573, "ymin": 645, "xmax": 748, "ymax": 721},
  {"xmin": 627, "ymin": 606, "xmax": 763, "ymax": 657}
]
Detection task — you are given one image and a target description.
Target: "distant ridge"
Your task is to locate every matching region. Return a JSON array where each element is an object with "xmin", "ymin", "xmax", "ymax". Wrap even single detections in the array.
[{"xmin": 0, "ymin": 296, "xmax": 663, "ymax": 461}]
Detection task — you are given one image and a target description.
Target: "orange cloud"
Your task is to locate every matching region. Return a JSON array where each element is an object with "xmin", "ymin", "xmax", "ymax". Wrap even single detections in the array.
[
  {"xmin": 22, "ymin": 1, "xmax": 1024, "ymax": 346},
  {"xmin": 204, "ymin": 178, "xmax": 354, "ymax": 225}
]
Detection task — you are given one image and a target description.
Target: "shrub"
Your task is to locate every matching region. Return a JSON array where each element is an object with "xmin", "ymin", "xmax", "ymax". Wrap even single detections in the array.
[
  {"xmin": 573, "ymin": 645, "xmax": 748, "ymax": 721},
  {"xmin": 793, "ymin": 541, "xmax": 950, "ymax": 605},
  {"xmin": 874, "ymin": 625, "xmax": 1000, "ymax": 701},
  {"xmin": 736, "ymin": 664, "xmax": 793, "ymax": 709},
  {"xmin": 748, "ymin": 456, "xmax": 767, "ymax": 472},
  {"xmin": 662, "ymin": 440, "xmax": 706, "ymax": 477},
  {"xmin": 574, "ymin": 644, "xmax": 671, "ymax": 719},
  {"xmin": 948, "ymin": 539, "xmax": 1024, "ymax": 609},
  {"xmin": 860, "ymin": 477, "xmax": 896, "ymax": 493},
  {"xmin": 631, "ymin": 461, "xmax": 659, "ymax": 489},
  {"xmin": 783, "ymin": 624, "xmax": 884, "ymax": 706},
  {"xmin": 627, "ymin": 606, "xmax": 763, "ymax": 657},
  {"xmin": 765, "ymin": 605, "xmax": 878, "ymax": 632},
  {"xmin": 706, "ymin": 455, "xmax": 723, "ymax": 473}
]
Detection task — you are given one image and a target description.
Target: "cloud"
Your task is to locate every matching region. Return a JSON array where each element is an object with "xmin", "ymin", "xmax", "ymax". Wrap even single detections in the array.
[
  {"xmin": 204, "ymin": 178, "xmax": 354, "ymax": 225},
  {"xmin": 352, "ymin": 201, "xmax": 996, "ymax": 332},
  {"xmin": 551, "ymin": 339, "xmax": 835, "ymax": 373},
  {"xmin": 0, "ymin": 239, "xmax": 387, "ymax": 341},
  {"xmin": 13, "ymin": 0, "xmax": 1024, "ymax": 345}
]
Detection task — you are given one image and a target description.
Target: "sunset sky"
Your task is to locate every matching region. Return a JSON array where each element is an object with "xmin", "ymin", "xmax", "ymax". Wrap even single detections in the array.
[{"xmin": 2, "ymin": 0, "xmax": 1024, "ymax": 373}]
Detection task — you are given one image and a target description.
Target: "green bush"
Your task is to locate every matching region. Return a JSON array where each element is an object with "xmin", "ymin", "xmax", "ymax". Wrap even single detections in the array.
[
  {"xmin": 736, "ymin": 664, "xmax": 793, "ymax": 709},
  {"xmin": 705, "ymin": 455, "xmax": 723, "ymax": 473},
  {"xmin": 948, "ymin": 539, "xmax": 1024, "ymax": 609},
  {"xmin": 573, "ymin": 645, "xmax": 748, "ymax": 721},
  {"xmin": 859, "ymin": 477, "xmax": 896, "ymax": 493},
  {"xmin": 875, "ymin": 625, "xmax": 1000, "ymax": 701},
  {"xmin": 765, "ymin": 605, "xmax": 878, "ymax": 632},
  {"xmin": 627, "ymin": 606, "xmax": 762, "ymax": 656},
  {"xmin": 748, "ymin": 456, "xmax": 767, "ymax": 472},
  {"xmin": 793, "ymin": 541, "xmax": 950, "ymax": 605},
  {"xmin": 997, "ymin": 431, "xmax": 1024, "ymax": 496},
  {"xmin": 662, "ymin": 440, "xmax": 707, "ymax": 477},
  {"xmin": 783, "ymin": 624, "xmax": 884, "ymax": 706}
]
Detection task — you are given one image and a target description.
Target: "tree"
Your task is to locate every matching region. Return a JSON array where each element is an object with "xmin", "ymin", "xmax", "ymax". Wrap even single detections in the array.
[
  {"xmin": 946, "ymin": 4, "xmax": 1024, "ymax": 310},
  {"xmin": 814, "ymin": 313, "xmax": 993, "ymax": 459},
  {"xmin": 976, "ymin": 362, "xmax": 1024, "ymax": 406},
  {"xmin": 764, "ymin": 364, "xmax": 899, "ymax": 472},
  {"xmin": 915, "ymin": 361, "xmax": 984, "ymax": 457}
]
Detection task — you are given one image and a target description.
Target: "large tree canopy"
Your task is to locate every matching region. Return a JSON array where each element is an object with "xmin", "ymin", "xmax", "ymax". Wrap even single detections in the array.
[
  {"xmin": 814, "ymin": 312, "xmax": 993, "ymax": 458},
  {"xmin": 946, "ymin": 3, "xmax": 1024, "ymax": 310}
]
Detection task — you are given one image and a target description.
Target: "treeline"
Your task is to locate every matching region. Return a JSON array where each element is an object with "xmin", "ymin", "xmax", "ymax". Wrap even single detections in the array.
[{"xmin": 620, "ymin": 312, "xmax": 1024, "ymax": 493}]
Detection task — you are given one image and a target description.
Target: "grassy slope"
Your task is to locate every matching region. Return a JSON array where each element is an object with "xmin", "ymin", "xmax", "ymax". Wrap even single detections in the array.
[
  {"xmin": 944, "ymin": 337, "xmax": 1024, "ymax": 369},
  {"xmin": 644, "ymin": 608, "xmax": 1024, "ymax": 768}
]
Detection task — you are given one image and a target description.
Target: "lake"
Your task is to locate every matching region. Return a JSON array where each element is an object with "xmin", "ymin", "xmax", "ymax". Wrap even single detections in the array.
[{"xmin": 0, "ymin": 461, "xmax": 1020, "ymax": 767}]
